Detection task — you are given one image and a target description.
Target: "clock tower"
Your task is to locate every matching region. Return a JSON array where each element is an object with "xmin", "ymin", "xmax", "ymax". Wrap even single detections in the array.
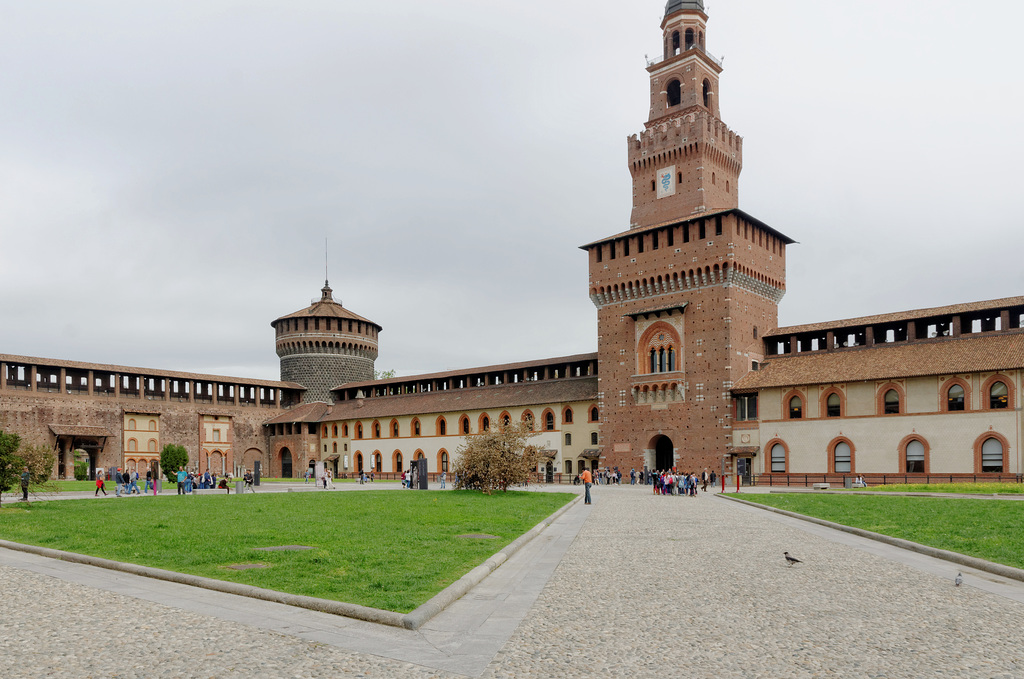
[{"xmin": 583, "ymin": 0, "xmax": 793, "ymax": 476}]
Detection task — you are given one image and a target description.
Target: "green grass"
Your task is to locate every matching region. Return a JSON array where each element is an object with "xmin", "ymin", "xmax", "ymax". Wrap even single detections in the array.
[
  {"xmin": 0, "ymin": 490, "xmax": 571, "ymax": 612},
  {"xmin": 848, "ymin": 482, "xmax": 1024, "ymax": 494},
  {"xmin": 732, "ymin": 493, "xmax": 1024, "ymax": 569}
]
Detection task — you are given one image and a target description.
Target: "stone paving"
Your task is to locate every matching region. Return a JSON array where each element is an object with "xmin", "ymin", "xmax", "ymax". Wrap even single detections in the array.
[{"xmin": 2, "ymin": 485, "xmax": 1024, "ymax": 677}]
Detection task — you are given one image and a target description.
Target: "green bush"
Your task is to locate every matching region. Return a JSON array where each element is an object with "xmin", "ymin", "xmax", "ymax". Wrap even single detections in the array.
[{"xmin": 74, "ymin": 461, "xmax": 89, "ymax": 481}]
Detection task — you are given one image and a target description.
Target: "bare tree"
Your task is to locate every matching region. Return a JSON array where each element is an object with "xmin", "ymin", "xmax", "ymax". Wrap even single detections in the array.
[{"xmin": 453, "ymin": 421, "xmax": 539, "ymax": 494}]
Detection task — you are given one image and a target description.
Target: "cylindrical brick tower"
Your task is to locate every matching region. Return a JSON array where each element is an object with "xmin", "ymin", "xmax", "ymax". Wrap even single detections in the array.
[{"xmin": 272, "ymin": 282, "xmax": 381, "ymax": 404}]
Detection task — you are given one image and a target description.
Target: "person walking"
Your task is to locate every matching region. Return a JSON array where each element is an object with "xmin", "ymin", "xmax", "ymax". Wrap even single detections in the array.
[
  {"xmin": 114, "ymin": 468, "xmax": 123, "ymax": 497},
  {"xmin": 20, "ymin": 466, "xmax": 30, "ymax": 502},
  {"xmin": 243, "ymin": 469, "xmax": 255, "ymax": 493},
  {"xmin": 128, "ymin": 470, "xmax": 140, "ymax": 495},
  {"xmin": 440, "ymin": 471, "xmax": 446, "ymax": 489},
  {"xmin": 95, "ymin": 474, "xmax": 107, "ymax": 496},
  {"xmin": 580, "ymin": 467, "xmax": 593, "ymax": 505},
  {"xmin": 176, "ymin": 467, "xmax": 186, "ymax": 495}
]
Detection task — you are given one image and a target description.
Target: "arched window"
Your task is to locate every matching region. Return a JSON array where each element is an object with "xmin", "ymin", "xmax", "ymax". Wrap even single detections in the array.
[
  {"xmin": 671, "ymin": 30, "xmax": 680, "ymax": 54},
  {"xmin": 394, "ymin": 452, "xmax": 403, "ymax": 472},
  {"xmin": 523, "ymin": 411, "xmax": 535, "ymax": 430},
  {"xmin": 128, "ymin": 439, "xmax": 137, "ymax": 452},
  {"xmin": 373, "ymin": 422, "xmax": 381, "ymax": 438},
  {"xmin": 770, "ymin": 443, "xmax": 786, "ymax": 473},
  {"xmin": 128, "ymin": 419, "xmax": 136, "ymax": 430},
  {"xmin": 437, "ymin": 418, "xmax": 447, "ymax": 436},
  {"xmin": 461, "ymin": 416, "xmax": 470, "ymax": 435},
  {"xmin": 355, "ymin": 453, "xmax": 363, "ymax": 472},
  {"xmin": 826, "ymin": 393, "xmax": 841, "ymax": 418},
  {"xmin": 905, "ymin": 440, "xmax": 925, "ymax": 473},
  {"xmin": 947, "ymin": 384, "xmax": 965, "ymax": 411},
  {"xmin": 565, "ymin": 460, "xmax": 573, "ymax": 474},
  {"xmin": 884, "ymin": 389, "xmax": 900, "ymax": 415},
  {"xmin": 412, "ymin": 419, "xmax": 421, "ymax": 436},
  {"xmin": 148, "ymin": 440, "xmax": 157, "ymax": 452},
  {"xmin": 332, "ymin": 425, "xmax": 338, "ymax": 437},
  {"xmin": 788, "ymin": 396, "xmax": 803, "ymax": 419},
  {"xmin": 565, "ymin": 433, "xmax": 572, "ymax": 446},
  {"xmin": 482, "ymin": 415, "xmax": 490, "ymax": 431},
  {"xmin": 702, "ymin": 79, "xmax": 712, "ymax": 109},
  {"xmin": 563, "ymin": 408, "xmax": 573, "ymax": 424},
  {"xmin": 990, "ymin": 381, "xmax": 1008, "ymax": 409},
  {"xmin": 440, "ymin": 451, "xmax": 449, "ymax": 472},
  {"xmin": 833, "ymin": 441, "xmax": 852, "ymax": 473},
  {"xmin": 374, "ymin": 453, "xmax": 382, "ymax": 473},
  {"xmin": 356, "ymin": 423, "xmax": 363, "ymax": 439},
  {"xmin": 667, "ymin": 79, "xmax": 681, "ymax": 107},
  {"xmin": 343, "ymin": 424, "xmax": 348, "ymax": 437},
  {"xmin": 545, "ymin": 412, "xmax": 555, "ymax": 431},
  {"xmin": 591, "ymin": 432, "xmax": 598, "ymax": 445},
  {"xmin": 685, "ymin": 28, "xmax": 694, "ymax": 49},
  {"xmin": 323, "ymin": 425, "xmax": 328, "ymax": 437},
  {"xmin": 590, "ymin": 407, "xmax": 599, "ymax": 422},
  {"xmin": 981, "ymin": 438, "xmax": 1004, "ymax": 473},
  {"xmin": 392, "ymin": 421, "xmax": 400, "ymax": 437},
  {"xmin": 149, "ymin": 421, "xmax": 157, "ymax": 431},
  {"xmin": 650, "ymin": 349, "xmax": 657, "ymax": 374}
]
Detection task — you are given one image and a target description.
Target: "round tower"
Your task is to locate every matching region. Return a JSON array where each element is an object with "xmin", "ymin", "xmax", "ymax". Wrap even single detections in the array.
[{"xmin": 271, "ymin": 282, "xmax": 381, "ymax": 404}]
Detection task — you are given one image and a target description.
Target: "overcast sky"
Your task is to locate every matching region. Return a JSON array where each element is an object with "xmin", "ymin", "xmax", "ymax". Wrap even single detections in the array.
[{"xmin": 2, "ymin": 0, "xmax": 1022, "ymax": 381}]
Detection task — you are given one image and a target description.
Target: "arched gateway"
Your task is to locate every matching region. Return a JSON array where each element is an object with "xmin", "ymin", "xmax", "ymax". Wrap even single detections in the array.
[{"xmin": 652, "ymin": 435, "xmax": 675, "ymax": 471}]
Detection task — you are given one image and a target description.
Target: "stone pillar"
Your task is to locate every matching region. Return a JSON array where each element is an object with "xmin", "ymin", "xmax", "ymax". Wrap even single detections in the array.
[
  {"xmin": 30, "ymin": 365, "xmax": 37, "ymax": 392},
  {"xmin": 907, "ymin": 322, "xmax": 916, "ymax": 341},
  {"xmin": 0, "ymin": 362, "xmax": 6, "ymax": 392},
  {"xmin": 951, "ymin": 315, "xmax": 961, "ymax": 337},
  {"xmin": 1001, "ymin": 309, "xmax": 1011, "ymax": 332},
  {"xmin": 865, "ymin": 327, "xmax": 875, "ymax": 347}
]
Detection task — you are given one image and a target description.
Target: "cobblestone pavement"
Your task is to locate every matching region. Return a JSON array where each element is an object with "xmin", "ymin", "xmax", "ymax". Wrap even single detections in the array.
[{"xmin": 3, "ymin": 486, "xmax": 1024, "ymax": 677}]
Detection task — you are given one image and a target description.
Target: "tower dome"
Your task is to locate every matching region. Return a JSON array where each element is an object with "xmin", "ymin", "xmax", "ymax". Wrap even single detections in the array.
[
  {"xmin": 665, "ymin": 0, "xmax": 705, "ymax": 16},
  {"xmin": 271, "ymin": 281, "xmax": 381, "ymax": 404}
]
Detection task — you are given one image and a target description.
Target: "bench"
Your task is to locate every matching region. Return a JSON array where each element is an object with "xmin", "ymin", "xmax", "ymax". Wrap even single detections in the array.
[
  {"xmin": 191, "ymin": 488, "xmax": 228, "ymax": 495},
  {"xmin": 812, "ymin": 483, "xmax": 830, "ymax": 490}
]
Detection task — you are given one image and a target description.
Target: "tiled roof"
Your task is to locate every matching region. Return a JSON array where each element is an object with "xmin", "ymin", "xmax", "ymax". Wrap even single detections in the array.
[
  {"xmin": 48, "ymin": 425, "xmax": 115, "ymax": 438},
  {"xmin": 323, "ymin": 377, "xmax": 599, "ymax": 422},
  {"xmin": 579, "ymin": 208, "xmax": 796, "ymax": 249},
  {"xmin": 0, "ymin": 354, "xmax": 305, "ymax": 390},
  {"xmin": 272, "ymin": 299, "xmax": 379, "ymax": 328},
  {"xmin": 769, "ymin": 296, "xmax": 1024, "ymax": 337},
  {"xmin": 733, "ymin": 332, "xmax": 1024, "ymax": 391},
  {"xmin": 264, "ymin": 402, "xmax": 332, "ymax": 425},
  {"xmin": 335, "ymin": 353, "xmax": 599, "ymax": 392}
]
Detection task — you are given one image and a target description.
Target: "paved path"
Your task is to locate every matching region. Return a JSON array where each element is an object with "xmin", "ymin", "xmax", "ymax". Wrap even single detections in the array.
[{"xmin": 2, "ymin": 485, "xmax": 1024, "ymax": 677}]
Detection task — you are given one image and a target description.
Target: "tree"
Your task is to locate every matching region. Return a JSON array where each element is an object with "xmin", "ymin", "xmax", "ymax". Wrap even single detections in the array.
[
  {"xmin": 374, "ymin": 368, "xmax": 397, "ymax": 380},
  {"xmin": 0, "ymin": 431, "xmax": 22, "ymax": 507},
  {"xmin": 453, "ymin": 421, "xmax": 539, "ymax": 494},
  {"xmin": 17, "ymin": 443, "xmax": 56, "ymax": 490},
  {"xmin": 160, "ymin": 444, "xmax": 189, "ymax": 483}
]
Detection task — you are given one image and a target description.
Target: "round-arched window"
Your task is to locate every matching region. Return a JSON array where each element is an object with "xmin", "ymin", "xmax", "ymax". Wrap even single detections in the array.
[
  {"xmin": 906, "ymin": 440, "xmax": 925, "ymax": 473},
  {"xmin": 981, "ymin": 438, "xmax": 1004, "ymax": 473},
  {"xmin": 834, "ymin": 442, "xmax": 852, "ymax": 473}
]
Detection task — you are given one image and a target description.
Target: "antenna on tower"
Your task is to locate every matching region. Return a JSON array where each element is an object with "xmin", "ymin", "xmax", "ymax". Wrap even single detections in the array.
[{"xmin": 325, "ymin": 237, "xmax": 329, "ymax": 284}]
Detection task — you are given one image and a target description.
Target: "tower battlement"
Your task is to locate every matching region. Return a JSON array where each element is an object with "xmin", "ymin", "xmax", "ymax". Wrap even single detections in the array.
[{"xmin": 628, "ymin": 111, "xmax": 742, "ymax": 171}]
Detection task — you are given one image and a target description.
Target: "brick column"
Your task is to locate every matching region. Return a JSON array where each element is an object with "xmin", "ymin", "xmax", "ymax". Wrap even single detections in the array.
[
  {"xmin": 0, "ymin": 362, "xmax": 6, "ymax": 392},
  {"xmin": 951, "ymin": 315, "xmax": 961, "ymax": 337},
  {"xmin": 88, "ymin": 371, "xmax": 94, "ymax": 396}
]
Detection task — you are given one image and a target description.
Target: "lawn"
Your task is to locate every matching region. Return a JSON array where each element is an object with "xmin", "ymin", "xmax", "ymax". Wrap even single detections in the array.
[
  {"xmin": 731, "ymin": 493, "xmax": 1024, "ymax": 569},
  {"xmin": 48, "ymin": 477, "xmax": 356, "ymax": 492},
  {"xmin": 849, "ymin": 482, "xmax": 1024, "ymax": 495},
  {"xmin": 0, "ymin": 490, "xmax": 572, "ymax": 612}
]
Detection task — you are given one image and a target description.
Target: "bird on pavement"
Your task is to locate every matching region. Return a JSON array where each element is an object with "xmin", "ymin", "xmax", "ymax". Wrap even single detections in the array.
[
  {"xmin": 955, "ymin": 572, "xmax": 963, "ymax": 587},
  {"xmin": 784, "ymin": 552, "xmax": 802, "ymax": 567}
]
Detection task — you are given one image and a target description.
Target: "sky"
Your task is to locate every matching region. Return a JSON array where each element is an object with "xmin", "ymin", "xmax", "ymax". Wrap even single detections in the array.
[{"xmin": 1, "ymin": 0, "xmax": 1022, "ymax": 381}]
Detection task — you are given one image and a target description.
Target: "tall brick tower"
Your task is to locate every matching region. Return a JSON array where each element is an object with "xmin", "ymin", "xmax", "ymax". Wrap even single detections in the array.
[
  {"xmin": 583, "ymin": 0, "xmax": 793, "ymax": 476},
  {"xmin": 272, "ymin": 282, "xmax": 380, "ymax": 404}
]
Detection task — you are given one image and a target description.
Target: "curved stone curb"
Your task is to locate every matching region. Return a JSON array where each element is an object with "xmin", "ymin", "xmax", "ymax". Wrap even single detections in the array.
[
  {"xmin": 0, "ymin": 493, "xmax": 582, "ymax": 631},
  {"xmin": 717, "ymin": 494, "xmax": 1024, "ymax": 584}
]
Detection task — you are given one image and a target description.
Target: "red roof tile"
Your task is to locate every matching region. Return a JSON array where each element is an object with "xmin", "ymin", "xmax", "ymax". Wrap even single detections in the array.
[{"xmin": 734, "ymin": 332, "xmax": 1024, "ymax": 391}]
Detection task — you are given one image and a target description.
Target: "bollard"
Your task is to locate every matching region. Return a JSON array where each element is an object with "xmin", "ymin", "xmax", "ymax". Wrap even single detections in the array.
[
  {"xmin": 721, "ymin": 475, "xmax": 726, "ymax": 493},
  {"xmin": 736, "ymin": 473, "xmax": 740, "ymax": 493}
]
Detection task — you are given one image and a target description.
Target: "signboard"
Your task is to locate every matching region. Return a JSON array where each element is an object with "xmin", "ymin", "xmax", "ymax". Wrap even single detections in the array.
[{"xmin": 656, "ymin": 166, "xmax": 676, "ymax": 199}]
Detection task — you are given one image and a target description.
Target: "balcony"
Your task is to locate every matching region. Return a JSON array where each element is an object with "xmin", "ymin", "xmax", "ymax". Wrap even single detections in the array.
[{"xmin": 647, "ymin": 44, "xmax": 722, "ymax": 69}]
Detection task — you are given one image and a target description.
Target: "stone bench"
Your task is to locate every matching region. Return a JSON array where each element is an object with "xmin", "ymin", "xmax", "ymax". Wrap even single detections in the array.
[
  {"xmin": 191, "ymin": 488, "xmax": 229, "ymax": 495},
  {"xmin": 812, "ymin": 483, "xmax": 831, "ymax": 490}
]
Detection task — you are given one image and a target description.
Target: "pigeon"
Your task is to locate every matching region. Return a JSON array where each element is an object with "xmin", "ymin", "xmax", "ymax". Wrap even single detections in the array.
[
  {"xmin": 784, "ymin": 552, "xmax": 802, "ymax": 567},
  {"xmin": 955, "ymin": 572, "xmax": 963, "ymax": 587}
]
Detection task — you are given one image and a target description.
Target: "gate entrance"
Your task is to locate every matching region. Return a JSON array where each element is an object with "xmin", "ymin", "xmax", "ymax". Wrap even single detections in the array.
[{"xmin": 653, "ymin": 436, "xmax": 674, "ymax": 471}]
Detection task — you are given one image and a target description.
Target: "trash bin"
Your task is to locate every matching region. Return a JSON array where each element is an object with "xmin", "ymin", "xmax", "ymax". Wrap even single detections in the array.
[
  {"xmin": 844, "ymin": 477, "xmax": 853, "ymax": 489},
  {"xmin": 235, "ymin": 481, "xmax": 244, "ymax": 494}
]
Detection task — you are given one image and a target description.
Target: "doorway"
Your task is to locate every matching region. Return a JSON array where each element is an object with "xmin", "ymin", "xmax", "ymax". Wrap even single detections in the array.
[
  {"xmin": 653, "ymin": 436, "xmax": 674, "ymax": 471},
  {"xmin": 737, "ymin": 457, "xmax": 753, "ymax": 486},
  {"xmin": 280, "ymin": 448, "xmax": 292, "ymax": 478}
]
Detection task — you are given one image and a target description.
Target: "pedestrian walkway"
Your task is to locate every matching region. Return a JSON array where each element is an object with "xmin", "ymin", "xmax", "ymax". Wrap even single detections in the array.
[{"xmin": 2, "ymin": 485, "xmax": 1024, "ymax": 677}]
